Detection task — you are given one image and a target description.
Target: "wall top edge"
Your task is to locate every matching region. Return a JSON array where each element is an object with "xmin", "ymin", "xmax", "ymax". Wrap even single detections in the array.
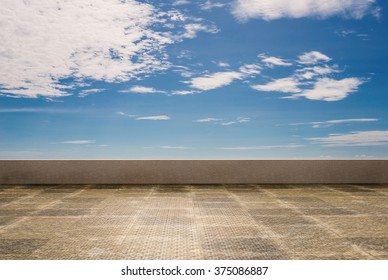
[{"xmin": 1, "ymin": 159, "xmax": 388, "ymax": 162}]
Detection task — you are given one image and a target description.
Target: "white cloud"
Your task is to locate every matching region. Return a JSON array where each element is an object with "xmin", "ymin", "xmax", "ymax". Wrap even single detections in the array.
[
  {"xmin": 260, "ymin": 55, "xmax": 292, "ymax": 67},
  {"xmin": 220, "ymin": 144, "xmax": 303, "ymax": 150},
  {"xmin": 312, "ymin": 65, "xmax": 339, "ymax": 75},
  {"xmin": 221, "ymin": 117, "xmax": 251, "ymax": 126},
  {"xmin": 297, "ymin": 65, "xmax": 340, "ymax": 78},
  {"xmin": 117, "ymin": 112, "xmax": 171, "ymax": 120},
  {"xmin": 194, "ymin": 118, "xmax": 222, "ymax": 123},
  {"xmin": 251, "ymin": 78, "xmax": 301, "ymax": 93},
  {"xmin": 218, "ymin": 62, "xmax": 230, "ymax": 68},
  {"xmin": 298, "ymin": 51, "xmax": 331, "ymax": 65},
  {"xmin": 231, "ymin": 0, "xmax": 379, "ymax": 21},
  {"xmin": 335, "ymin": 28, "xmax": 357, "ymax": 37},
  {"xmin": 194, "ymin": 116, "xmax": 250, "ymax": 125},
  {"xmin": 308, "ymin": 131, "xmax": 388, "ymax": 147},
  {"xmin": 239, "ymin": 64, "xmax": 261, "ymax": 75},
  {"xmin": 296, "ymin": 77, "xmax": 364, "ymax": 101},
  {"xmin": 0, "ymin": 108, "xmax": 70, "ymax": 113},
  {"xmin": 252, "ymin": 51, "xmax": 365, "ymax": 101},
  {"xmin": 187, "ymin": 63, "xmax": 260, "ymax": 91},
  {"xmin": 117, "ymin": 112, "xmax": 137, "ymax": 118},
  {"xmin": 171, "ymin": 90, "xmax": 197, "ymax": 95},
  {"xmin": 62, "ymin": 140, "xmax": 96, "ymax": 145},
  {"xmin": 200, "ymin": 1, "xmax": 225, "ymax": 10},
  {"xmin": 175, "ymin": 23, "xmax": 219, "ymax": 40},
  {"xmin": 172, "ymin": 0, "xmax": 190, "ymax": 6},
  {"xmin": 172, "ymin": 65, "xmax": 194, "ymax": 78},
  {"xmin": 160, "ymin": 145, "xmax": 189, "ymax": 149},
  {"xmin": 136, "ymin": 115, "xmax": 171, "ymax": 121},
  {"xmin": 188, "ymin": 71, "xmax": 244, "ymax": 91},
  {"xmin": 79, "ymin": 88, "xmax": 105, "ymax": 98},
  {"xmin": 0, "ymin": 0, "xmax": 213, "ymax": 98},
  {"xmin": 291, "ymin": 118, "xmax": 379, "ymax": 128},
  {"xmin": 311, "ymin": 118, "xmax": 378, "ymax": 128},
  {"xmin": 121, "ymin": 86, "xmax": 165, "ymax": 94}
]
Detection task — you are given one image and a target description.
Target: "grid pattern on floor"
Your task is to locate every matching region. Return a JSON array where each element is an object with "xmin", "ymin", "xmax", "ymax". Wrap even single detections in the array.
[{"xmin": 0, "ymin": 184, "xmax": 387, "ymax": 260}]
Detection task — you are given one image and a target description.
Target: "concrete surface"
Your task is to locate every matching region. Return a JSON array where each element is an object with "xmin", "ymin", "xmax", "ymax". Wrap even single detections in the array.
[
  {"xmin": 1, "ymin": 160, "xmax": 388, "ymax": 184},
  {"xmin": 0, "ymin": 184, "xmax": 387, "ymax": 260}
]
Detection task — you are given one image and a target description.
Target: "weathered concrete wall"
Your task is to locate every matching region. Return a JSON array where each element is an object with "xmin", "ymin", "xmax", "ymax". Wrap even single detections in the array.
[{"xmin": 0, "ymin": 160, "xmax": 387, "ymax": 184}]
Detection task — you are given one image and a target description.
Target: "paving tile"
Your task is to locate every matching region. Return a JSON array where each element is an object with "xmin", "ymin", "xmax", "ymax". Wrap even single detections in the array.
[
  {"xmin": 34, "ymin": 209, "xmax": 92, "ymax": 216},
  {"xmin": 316, "ymin": 216, "xmax": 388, "ymax": 237},
  {"xmin": 0, "ymin": 216, "xmax": 17, "ymax": 226},
  {"xmin": 196, "ymin": 214, "xmax": 258, "ymax": 227},
  {"xmin": 196, "ymin": 208, "xmax": 249, "ymax": 216},
  {"xmin": 296, "ymin": 207, "xmax": 356, "ymax": 215},
  {"xmin": 254, "ymin": 215, "xmax": 314, "ymax": 225},
  {"xmin": 292, "ymin": 253, "xmax": 373, "ymax": 260},
  {"xmin": 0, "ymin": 209, "xmax": 37, "ymax": 216},
  {"xmin": 281, "ymin": 237, "xmax": 362, "ymax": 257},
  {"xmin": 121, "ymin": 236, "xmax": 202, "ymax": 260},
  {"xmin": 0, "ymin": 197, "xmax": 19, "ymax": 204},
  {"xmin": 248, "ymin": 208, "xmax": 298, "ymax": 216},
  {"xmin": 347, "ymin": 237, "xmax": 388, "ymax": 253},
  {"xmin": 0, "ymin": 184, "xmax": 386, "ymax": 260},
  {"xmin": 0, "ymin": 239, "xmax": 48, "ymax": 255},
  {"xmin": 201, "ymin": 237, "xmax": 287, "ymax": 260},
  {"xmin": 268, "ymin": 224, "xmax": 335, "ymax": 238},
  {"xmin": 201, "ymin": 225, "xmax": 271, "ymax": 239}
]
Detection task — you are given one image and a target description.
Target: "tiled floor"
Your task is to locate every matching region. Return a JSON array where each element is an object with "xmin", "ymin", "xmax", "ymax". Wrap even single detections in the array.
[{"xmin": 0, "ymin": 184, "xmax": 387, "ymax": 260}]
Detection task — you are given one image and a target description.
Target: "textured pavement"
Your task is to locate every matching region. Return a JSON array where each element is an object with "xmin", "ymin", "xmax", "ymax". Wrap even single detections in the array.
[{"xmin": 0, "ymin": 184, "xmax": 387, "ymax": 260}]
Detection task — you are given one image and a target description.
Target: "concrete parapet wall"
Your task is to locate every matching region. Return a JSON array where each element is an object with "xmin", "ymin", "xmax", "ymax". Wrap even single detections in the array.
[{"xmin": 1, "ymin": 160, "xmax": 387, "ymax": 184}]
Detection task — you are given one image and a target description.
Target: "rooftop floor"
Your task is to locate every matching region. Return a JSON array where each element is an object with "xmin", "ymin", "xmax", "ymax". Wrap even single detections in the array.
[{"xmin": 0, "ymin": 184, "xmax": 387, "ymax": 260}]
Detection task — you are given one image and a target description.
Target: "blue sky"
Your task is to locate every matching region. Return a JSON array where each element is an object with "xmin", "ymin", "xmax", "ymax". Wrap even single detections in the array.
[{"xmin": 1, "ymin": 0, "xmax": 388, "ymax": 159}]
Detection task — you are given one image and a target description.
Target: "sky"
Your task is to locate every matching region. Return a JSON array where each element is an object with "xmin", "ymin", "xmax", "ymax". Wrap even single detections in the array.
[{"xmin": 1, "ymin": 0, "xmax": 388, "ymax": 159}]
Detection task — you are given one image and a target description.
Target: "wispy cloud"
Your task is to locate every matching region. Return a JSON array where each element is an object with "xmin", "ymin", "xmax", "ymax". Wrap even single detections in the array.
[
  {"xmin": 62, "ymin": 140, "xmax": 96, "ymax": 145},
  {"xmin": 160, "ymin": 145, "xmax": 190, "ymax": 149},
  {"xmin": 117, "ymin": 112, "xmax": 170, "ymax": 120},
  {"xmin": 259, "ymin": 54, "xmax": 292, "ymax": 67},
  {"xmin": 239, "ymin": 64, "xmax": 262, "ymax": 75},
  {"xmin": 252, "ymin": 78, "xmax": 301, "ymax": 93},
  {"xmin": 308, "ymin": 131, "xmax": 388, "ymax": 147},
  {"xmin": 221, "ymin": 117, "xmax": 250, "ymax": 126},
  {"xmin": 0, "ymin": 108, "xmax": 70, "ymax": 113},
  {"xmin": 194, "ymin": 117, "xmax": 250, "ymax": 125},
  {"xmin": 335, "ymin": 28, "xmax": 357, "ymax": 37},
  {"xmin": 231, "ymin": 0, "xmax": 380, "ymax": 21},
  {"xmin": 194, "ymin": 118, "xmax": 222, "ymax": 123},
  {"xmin": 79, "ymin": 88, "xmax": 105, "ymax": 98},
  {"xmin": 174, "ymin": 23, "xmax": 219, "ymax": 40},
  {"xmin": 171, "ymin": 90, "xmax": 197, "ymax": 95},
  {"xmin": 296, "ymin": 65, "xmax": 340, "ymax": 80},
  {"xmin": 120, "ymin": 86, "xmax": 165, "ymax": 94},
  {"xmin": 220, "ymin": 144, "xmax": 303, "ymax": 150},
  {"xmin": 172, "ymin": 0, "xmax": 190, "ymax": 6},
  {"xmin": 136, "ymin": 115, "xmax": 171, "ymax": 121},
  {"xmin": 335, "ymin": 28, "xmax": 371, "ymax": 40},
  {"xmin": 200, "ymin": 1, "xmax": 225, "ymax": 11},
  {"xmin": 116, "ymin": 112, "xmax": 137, "ymax": 118},
  {"xmin": 292, "ymin": 118, "xmax": 379, "ymax": 128}
]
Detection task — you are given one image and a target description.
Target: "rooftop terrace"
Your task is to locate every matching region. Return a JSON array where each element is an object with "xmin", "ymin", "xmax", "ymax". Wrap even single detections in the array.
[{"xmin": 1, "ymin": 184, "xmax": 387, "ymax": 260}]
